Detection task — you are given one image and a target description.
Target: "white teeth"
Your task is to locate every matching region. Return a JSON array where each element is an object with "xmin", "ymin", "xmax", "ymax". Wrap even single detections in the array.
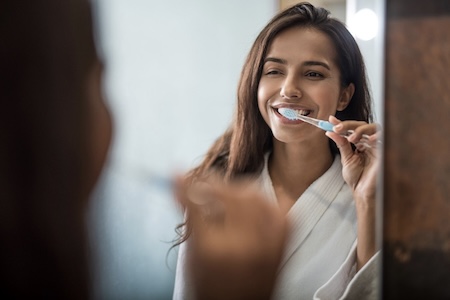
[
  {"xmin": 278, "ymin": 108, "xmax": 311, "ymax": 120},
  {"xmin": 297, "ymin": 109, "xmax": 310, "ymax": 116}
]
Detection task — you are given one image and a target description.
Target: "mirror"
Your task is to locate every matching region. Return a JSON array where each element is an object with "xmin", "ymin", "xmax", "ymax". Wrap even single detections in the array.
[{"xmin": 89, "ymin": 0, "xmax": 384, "ymax": 298}]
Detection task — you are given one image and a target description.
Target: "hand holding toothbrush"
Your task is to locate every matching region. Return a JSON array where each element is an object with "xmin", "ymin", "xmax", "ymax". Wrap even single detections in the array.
[{"xmin": 326, "ymin": 115, "xmax": 382, "ymax": 271}]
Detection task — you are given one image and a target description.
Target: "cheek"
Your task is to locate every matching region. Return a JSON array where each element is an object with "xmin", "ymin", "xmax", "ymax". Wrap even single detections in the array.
[
  {"xmin": 88, "ymin": 93, "xmax": 112, "ymax": 190},
  {"xmin": 257, "ymin": 79, "xmax": 275, "ymax": 121},
  {"xmin": 314, "ymin": 86, "xmax": 342, "ymax": 118},
  {"xmin": 90, "ymin": 101, "xmax": 112, "ymax": 177},
  {"xmin": 257, "ymin": 86, "xmax": 270, "ymax": 123},
  {"xmin": 84, "ymin": 65, "xmax": 113, "ymax": 197}
]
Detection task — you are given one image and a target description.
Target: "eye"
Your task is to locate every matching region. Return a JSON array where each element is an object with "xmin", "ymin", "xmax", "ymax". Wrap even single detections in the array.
[
  {"xmin": 264, "ymin": 69, "xmax": 282, "ymax": 76},
  {"xmin": 305, "ymin": 71, "xmax": 323, "ymax": 78}
]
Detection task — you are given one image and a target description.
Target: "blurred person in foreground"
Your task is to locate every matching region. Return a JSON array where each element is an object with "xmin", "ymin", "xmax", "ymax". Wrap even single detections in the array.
[{"xmin": 0, "ymin": 0, "xmax": 288, "ymax": 299}]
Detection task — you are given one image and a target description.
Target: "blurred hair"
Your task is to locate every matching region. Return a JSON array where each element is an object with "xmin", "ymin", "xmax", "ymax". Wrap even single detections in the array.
[{"xmin": 0, "ymin": 0, "xmax": 97, "ymax": 298}]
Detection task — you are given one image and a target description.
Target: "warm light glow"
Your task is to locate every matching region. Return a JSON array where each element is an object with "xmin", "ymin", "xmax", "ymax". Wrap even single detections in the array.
[{"xmin": 348, "ymin": 8, "xmax": 378, "ymax": 41}]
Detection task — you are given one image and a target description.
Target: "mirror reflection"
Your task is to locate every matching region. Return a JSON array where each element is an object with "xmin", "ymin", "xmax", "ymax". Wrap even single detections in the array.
[{"xmin": 90, "ymin": 0, "xmax": 384, "ymax": 299}]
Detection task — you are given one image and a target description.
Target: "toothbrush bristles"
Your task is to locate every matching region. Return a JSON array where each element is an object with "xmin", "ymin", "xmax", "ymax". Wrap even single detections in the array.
[{"xmin": 278, "ymin": 108, "xmax": 298, "ymax": 120}]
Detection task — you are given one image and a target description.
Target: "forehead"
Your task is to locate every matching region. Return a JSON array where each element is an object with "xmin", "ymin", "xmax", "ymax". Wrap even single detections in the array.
[{"xmin": 266, "ymin": 26, "xmax": 338, "ymax": 64}]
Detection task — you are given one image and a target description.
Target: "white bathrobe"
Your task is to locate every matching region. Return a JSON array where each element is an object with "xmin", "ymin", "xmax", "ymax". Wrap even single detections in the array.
[{"xmin": 173, "ymin": 155, "xmax": 379, "ymax": 300}]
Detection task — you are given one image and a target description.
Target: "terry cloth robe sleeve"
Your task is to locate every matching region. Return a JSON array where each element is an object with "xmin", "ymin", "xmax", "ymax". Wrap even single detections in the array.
[{"xmin": 313, "ymin": 242, "xmax": 380, "ymax": 300}]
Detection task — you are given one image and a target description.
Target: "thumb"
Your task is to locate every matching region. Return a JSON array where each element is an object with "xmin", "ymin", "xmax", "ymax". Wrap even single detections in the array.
[
  {"xmin": 174, "ymin": 177, "xmax": 210, "ymax": 239},
  {"xmin": 326, "ymin": 116, "xmax": 353, "ymax": 162}
]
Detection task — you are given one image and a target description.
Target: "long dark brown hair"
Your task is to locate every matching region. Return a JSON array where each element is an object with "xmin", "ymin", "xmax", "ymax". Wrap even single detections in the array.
[
  {"xmin": 0, "ymin": 0, "xmax": 97, "ymax": 298},
  {"xmin": 189, "ymin": 2, "xmax": 372, "ymax": 182},
  {"xmin": 176, "ymin": 2, "xmax": 373, "ymax": 243}
]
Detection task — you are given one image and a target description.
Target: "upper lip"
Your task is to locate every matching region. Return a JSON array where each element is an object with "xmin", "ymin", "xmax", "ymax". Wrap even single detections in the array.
[{"xmin": 271, "ymin": 102, "xmax": 313, "ymax": 110}]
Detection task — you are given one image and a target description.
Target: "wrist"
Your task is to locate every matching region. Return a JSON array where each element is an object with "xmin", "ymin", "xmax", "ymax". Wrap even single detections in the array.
[{"xmin": 353, "ymin": 190, "xmax": 376, "ymax": 211}]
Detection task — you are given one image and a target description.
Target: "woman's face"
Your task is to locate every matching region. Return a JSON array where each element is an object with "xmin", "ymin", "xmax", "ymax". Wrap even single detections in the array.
[{"xmin": 257, "ymin": 26, "xmax": 353, "ymax": 144}]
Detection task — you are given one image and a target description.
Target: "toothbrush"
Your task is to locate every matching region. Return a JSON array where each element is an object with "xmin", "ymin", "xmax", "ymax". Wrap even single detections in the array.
[{"xmin": 278, "ymin": 107, "xmax": 371, "ymax": 144}]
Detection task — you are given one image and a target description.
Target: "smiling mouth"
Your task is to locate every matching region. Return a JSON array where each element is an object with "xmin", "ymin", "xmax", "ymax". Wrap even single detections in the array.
[{"xmin": 277, "ymin": 108, "xmax": 312, "ymax": 117}]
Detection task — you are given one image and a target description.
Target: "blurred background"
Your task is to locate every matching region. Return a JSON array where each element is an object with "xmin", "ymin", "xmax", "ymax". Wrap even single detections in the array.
[{"xmin": 88, "ymin": 0, "xmax": 384, "ymax": 299}]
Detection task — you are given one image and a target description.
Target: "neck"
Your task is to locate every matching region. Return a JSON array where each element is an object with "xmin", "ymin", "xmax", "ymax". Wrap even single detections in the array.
[{"xmin": 268, "ymin": 138, "xmax": 334, "ymax": 211}]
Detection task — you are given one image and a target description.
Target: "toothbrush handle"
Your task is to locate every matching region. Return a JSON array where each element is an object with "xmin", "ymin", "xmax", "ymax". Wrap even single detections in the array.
[
  {"xmin": 319, "ymin": 121, "xmax": 370, "ymax": 140},
  {"xmin": 319, "ymin": 121, "xmax": 373, "ymax": 148}
]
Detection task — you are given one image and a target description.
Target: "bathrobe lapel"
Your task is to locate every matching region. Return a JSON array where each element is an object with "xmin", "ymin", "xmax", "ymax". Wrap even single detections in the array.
[{"xmin": 259, "ymin": 155, "xmax": 346, "ymax": 269}]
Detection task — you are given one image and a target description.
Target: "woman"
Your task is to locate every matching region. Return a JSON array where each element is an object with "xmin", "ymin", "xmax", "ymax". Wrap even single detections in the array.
[{"xmin": 174, "ymin": 2, "xmax": 381, "ymax": 299}]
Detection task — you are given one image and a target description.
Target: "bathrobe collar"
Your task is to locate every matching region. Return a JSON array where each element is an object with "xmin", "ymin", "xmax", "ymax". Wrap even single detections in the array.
[{"xmin": 259, "ymin": 153, "xmax": 345, "ymax": 269}]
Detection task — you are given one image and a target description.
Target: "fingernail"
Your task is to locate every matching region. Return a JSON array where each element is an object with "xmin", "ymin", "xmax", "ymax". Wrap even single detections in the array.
[{"xmin": 334, "ymin": 124, "xmax": 343, "ymax": 130}]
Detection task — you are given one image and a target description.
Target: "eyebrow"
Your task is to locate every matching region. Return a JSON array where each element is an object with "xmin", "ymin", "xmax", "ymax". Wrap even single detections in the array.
[
  {"xmin": 264, "ymin": 57, "xmax": 330, "ymax": 70},
  {"xmin": 264, "ymin": 57, "xmax": 287, "ymax": 64}
]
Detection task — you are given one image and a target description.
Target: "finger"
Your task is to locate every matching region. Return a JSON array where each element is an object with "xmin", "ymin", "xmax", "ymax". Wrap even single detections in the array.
[
  {"xmin": 326, "ymin": 130, "xmax": 354, "ymax": 161},
  {"xmin": 349, "ymin": 124, "xmax": 382, "ymax": 150},
  {"xmin": 351, "ymin": 123, "xmax": 377, "ymax": 138},
  {"xmin": 174, "ymin": 175, "xmax": 189, "ymax": 209},
  {"xmin": 355, "ymin": 142, "xmax": 367, "ymax": 153},
  {"xmin": 329, "ymin": 116, "xmax": 367, "ymax": 134},
  {"xmin": 188, "ymin": 181, "xmax": 215, "ymax": 206},
  {"xmin": 222, "ymin": 178, "xmax": 284, "ymax": 237},
  {"xmin": 214, "ymin": 180, "xmax": 289, "ymax": 256},
  {"xmin": 174, "ymin": 177, "xmax": 214, "ymax": 239},
  {"xmin": 214, "ymin": 180, "xmax": 266, "ymax": 227},
  {"xmin": 327, "ymin": 116, "xmax": 355, "ymax": 160},
  {"xmin": 330, "ymin": 116, "xmax": 381, "ymax": 147},
  {"xmin": 329, "ymin": 115, "xmax": 363, "ymax": 141},
  {"xmin": 362, "ymin": 131, "xmax": 383, "ymax": 151}
]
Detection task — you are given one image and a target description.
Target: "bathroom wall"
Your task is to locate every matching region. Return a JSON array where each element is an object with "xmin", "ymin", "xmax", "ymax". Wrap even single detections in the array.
[{"xmin": 89, "ymin": 1, "xmax": 276, "ymax": 299}]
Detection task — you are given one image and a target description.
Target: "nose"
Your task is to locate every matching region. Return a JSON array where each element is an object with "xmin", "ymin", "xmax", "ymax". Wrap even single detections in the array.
[{"xmin": 280, "ymin": 75, "xmax": 302, "ymax": 99}]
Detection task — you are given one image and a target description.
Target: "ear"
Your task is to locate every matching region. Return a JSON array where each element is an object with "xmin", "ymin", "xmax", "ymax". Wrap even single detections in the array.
[{"xmin": 337, "ymin": 83, "xmax": 355, "ymax": 111}]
